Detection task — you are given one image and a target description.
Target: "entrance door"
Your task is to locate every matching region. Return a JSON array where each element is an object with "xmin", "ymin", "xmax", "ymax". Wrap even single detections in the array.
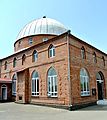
[
  {"xmin": 96, "ymin": 72, "xmax": 104, "ymax": 100},
  {"xmin": 1, "ymin": 85, "xmax": 7, "ymax": 100},
  {"xmin": 97, "ymin": 81, "xmax": 103, "ymax": 100}
]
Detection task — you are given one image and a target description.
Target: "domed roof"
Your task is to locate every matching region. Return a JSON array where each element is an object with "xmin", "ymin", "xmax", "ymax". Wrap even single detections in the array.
[{"xmin": 16, "ymin": 16, "xmax": 68, "ymax": 40}]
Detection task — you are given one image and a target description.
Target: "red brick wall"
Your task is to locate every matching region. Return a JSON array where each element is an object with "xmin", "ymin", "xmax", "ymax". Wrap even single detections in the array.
[
  {"xmin": 14, "ymin": 34, "xmax": 56, "ymax": 52},
  {"xmin": 0, "ymin": 33, "xmax": 107, "ymax": 107},
  {"xmin": 0, "ymin": 34, "xmax": 70, "ymax": 106},
  {"xmin": 69, "ymin": 35, "xmax": 107, "ymax": 105}
]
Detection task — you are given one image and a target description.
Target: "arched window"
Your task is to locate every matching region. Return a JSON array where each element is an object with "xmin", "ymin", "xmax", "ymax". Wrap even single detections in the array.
[
  {"xmin": 12, "ymin": 74, "xmax": 17, "ymax": 96},
  {"xmin": 80, "ymin": 68, "xmax": 90, "ymax": 96},
  {"xmin": 96, "ymin": 72, "xmax": 104, "ymax": 80},
  {"xmin": 93, "ymin": 52, "xmax": 97, "ymax": 63},
  {"xmin": 102, "ymin": 56, "xmax": 105, "ymax": 66},
  {"xmin": 13, "ymin": 58, "xmax": 17, "ymax": 68},
  {"xmin": 32, "ymin": 71, "xmax": 39, "ymax": 96},
  {"xmin": 48, "ymin": 44, "xmax": 55, "ymax": 58},
  {"xmin": 22, "ymin": 54, "xmax": 26, "ymax": 65},
  {"xmin": 18, "ymin": 40, "xmax": 21, "ymax": 47},
  {"xmin": 4, "ymin": 61, "xmax": 7, "ymax": 70},
  {"xmin": 47, "ymin": 67, "xmax": 57, "ymax": 97},
  {"xmin": 32, "ymin": 50, "xmax": 38, "ymax": 62},
  {"xmin": 81, "ymin": 46, "xmax": 86, "ymax": 59}
]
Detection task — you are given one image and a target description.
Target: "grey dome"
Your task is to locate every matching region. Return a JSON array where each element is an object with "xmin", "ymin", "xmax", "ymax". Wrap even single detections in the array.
[{"xmin": 16, "ymin": 17, "xmax": 68, "ymax": 40}]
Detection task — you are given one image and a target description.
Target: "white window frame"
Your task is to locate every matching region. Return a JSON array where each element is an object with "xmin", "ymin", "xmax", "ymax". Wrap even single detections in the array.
[
  {"xmin": 32, "ymin": 77, "xmax": 39, "ymax": 96},
  {"xmin": 48, "ymin": 75, "xmax": 57, "ymax": 97},
  {"xmin": 81, "ymin": 48, "xmax": 85, "ymax": 59},
  {"xmin": 28, "ymin": 38, "xmax": 33, "ymax": 45},
  {"xmin": 49, "ymin": 46, "xmax": 55, "ymax": 58},
  {"xmin": 33, "ymin": 51, "xmax": 38, "ymax": 62},
  {"xmin": 80, "ymin": 69, "xmax": 90, "ymax": 96}
]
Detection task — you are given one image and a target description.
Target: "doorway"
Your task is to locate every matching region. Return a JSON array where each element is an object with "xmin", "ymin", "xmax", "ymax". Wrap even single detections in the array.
[
  {"xmin": 96, "ymin": 72, "xmax": 104, "ymax": 100},
  {"xmin": 97, "ymin": 80, "xmax": 103, "ymax": 100},
  {"xmin": 1, "ymin": 85, "xmax": 7, "ymax": 100}
]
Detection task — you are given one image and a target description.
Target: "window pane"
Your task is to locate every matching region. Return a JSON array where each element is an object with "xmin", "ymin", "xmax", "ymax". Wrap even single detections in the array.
[
  {"xmin": 48, "ymin": 68, "xmax": 57, "ymax": 76},
  {"xmin": 84, "ymin": 81, "xmax": 86, "ymax": 91},
  {"xmin": 12, "ymin": 74, "xmax": 17, "ymax": 95},
  {"xmin": 32, "ymin": 71, "xmax": 38, "ymax": 78},
  {"xmin": 37, "ymin": 79, "xmax": 39, "ymax": 92},
  {"xmin": 31, "ymin": 71, "xmax": 39, "ymax": 96},
  {"xmin": 51, "ymin": 77, "xmax": 54, "ymax": 92},
  {"xmin": 12, "ymin": 82, "xmax": 16, "ymax": 94},
  {"xmin": 35, "ymin": 80, "xmax": 37, "ymax": 92},
  {"xmin": 29, "ymin": 38, "xmax": 33, "ymax": 45},
  {"xmin": 49, "ymin": 49, "xmax": 52, "ymax": 57},
  {"xmin": 48, "ymin": 77, "xmax": 50, "ymax": 93},
  {"xmin": 53, "ymin": 48, "xmax": 55, "ymax": 56},
  {"xmin": 33, "ymin": 52, "xmax": 38, "ymax": 62},
  {"xmin": 32, "ymin": 80, "xmax": 35, "ymax": 92},
  {"xmin": 54, "ymin": 76, "xmax": 57, "ymax": 92},
  {"xmin": 87, "ymin": 80, "xmax": 89, "ymax": 91},
  {"xmin": 35, "ymin": 54, "xmax": 37, "ymax": 61},
  {"xmin": 47, "ymin": 68, "xmax": 57, "ymax": 97},
  {"xmin": 80, "ymin": 68, "xmax": 90, "ymax": 96}
]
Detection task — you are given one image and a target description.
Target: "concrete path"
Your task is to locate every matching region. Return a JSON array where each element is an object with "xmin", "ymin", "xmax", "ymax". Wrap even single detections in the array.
[{"xmin": 0, "ymin": 102, "xmax": 107, "ymax": 120}]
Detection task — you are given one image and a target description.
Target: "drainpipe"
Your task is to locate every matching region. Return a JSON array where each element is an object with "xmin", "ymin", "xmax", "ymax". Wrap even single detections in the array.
[{"xmin": 66, "ymin": 30, "xmax": 72, "ymax": 110}]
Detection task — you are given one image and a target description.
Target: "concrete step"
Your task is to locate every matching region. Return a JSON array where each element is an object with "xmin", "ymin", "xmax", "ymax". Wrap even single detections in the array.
[{"xmin": 97, "ymin": 99, "xmax": 107, "ymax": 105}]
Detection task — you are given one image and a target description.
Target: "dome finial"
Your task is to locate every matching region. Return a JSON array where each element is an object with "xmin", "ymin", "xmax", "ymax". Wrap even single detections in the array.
[{"xmin": 43, "ymin": 16, "xmax": 46, "ymax": 18}]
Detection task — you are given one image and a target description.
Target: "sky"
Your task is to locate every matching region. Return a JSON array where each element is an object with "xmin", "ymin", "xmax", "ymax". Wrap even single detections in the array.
[{"xmin": 0, "ymin": 0, "xmax": 107, "ymax": 58}]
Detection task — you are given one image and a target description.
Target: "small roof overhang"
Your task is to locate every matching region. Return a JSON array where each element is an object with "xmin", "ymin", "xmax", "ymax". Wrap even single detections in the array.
[{"xmin": 0, "ymin": 78, "xmax": 12, "ymax": 83}]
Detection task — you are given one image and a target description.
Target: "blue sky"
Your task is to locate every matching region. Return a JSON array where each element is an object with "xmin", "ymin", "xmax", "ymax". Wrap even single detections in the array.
[{"xmin": 0, "ymin": 0, "xmax": 107, "ymax": 58}]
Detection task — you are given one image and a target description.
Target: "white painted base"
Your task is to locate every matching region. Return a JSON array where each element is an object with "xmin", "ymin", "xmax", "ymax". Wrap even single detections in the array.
[{"xmin": 97, "ymin": 99, "xmax": 107, "ymax": 105}]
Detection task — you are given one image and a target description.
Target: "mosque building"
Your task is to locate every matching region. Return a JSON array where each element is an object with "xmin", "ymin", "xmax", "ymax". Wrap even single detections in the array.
[{"xmin": 0, "ymin": 16, "xmax": 107, "ymax": 110}]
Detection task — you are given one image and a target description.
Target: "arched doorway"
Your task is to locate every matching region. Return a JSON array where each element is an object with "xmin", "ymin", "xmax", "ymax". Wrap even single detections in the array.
[
  {"xmin": 1, "ymin": 84, "xmax": 7, "ymax": 100},
  {"xmin": 96, "ymin": 72, "xmax": 104, "ymax": 100}
]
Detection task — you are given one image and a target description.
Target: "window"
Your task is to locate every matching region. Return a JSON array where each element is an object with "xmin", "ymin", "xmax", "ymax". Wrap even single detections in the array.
[
  {"xmin": 93, "ymin": 52, "xmax": 97, "ymax": 63},
  {"xmin": 18, "ymin": 40, "xmax": 21, "ymax": 47},
  {"xmin": 48, "ymin": 45, "xmax": 55, "ymax": 58},
  {"xmin": 4, "ymin": 61, "xmax": 7, "ymax": 70},
  {"xmin": 22, "ymin": 54, "xmax": 26, "ymax": 65},
  {"xmin": 43, "ymin": 38, "xmax": 48, "ymax": 42},
  {"xmin": 81, "ymin": 47, "xmax": 86, "ymax": 59},
  {"xmin": 1, "ymin": 84, "xmax": 7, "ymax": 100},
  {"xmin": 13, "ymin": 58, "xmax": 17, "ymax": 68},
  {"xmin": 28, "ymin": 38, "xmax": 33, "ymax": 45},
  {"xmin": 47, "ymin": 67, "xmax": 57, "ymax": 97},
  {"xmin": 32, "ymin": 71, "xmax": 39, "ymax": 96},
  {"xmin": 32, "ymin": 50, "xmax": 38, "ymax": 62},
  {"xmin": 12, "ymin": 74, "xmax": 17, "ymax": 96},
  {"xmin": 80, "ymin": 68, "xmax": 90, "ymax": 96},
  {"xmin": 102, "ymin": 56, "xmax": 105, "ymax": 66}
]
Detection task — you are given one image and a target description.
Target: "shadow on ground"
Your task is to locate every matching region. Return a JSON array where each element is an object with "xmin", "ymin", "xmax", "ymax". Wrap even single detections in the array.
[{"xmin": 78, "ymin": 105, "xmax": 107, "ymax": 111}]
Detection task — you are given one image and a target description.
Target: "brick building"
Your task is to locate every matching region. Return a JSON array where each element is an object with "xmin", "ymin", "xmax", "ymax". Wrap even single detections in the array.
[{"xmin": 0, "ymin": 16, "xmax": 107, "ymax": 109}]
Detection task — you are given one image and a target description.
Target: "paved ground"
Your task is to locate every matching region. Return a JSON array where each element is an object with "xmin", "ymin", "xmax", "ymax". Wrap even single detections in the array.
[{"xmin": 0, "ymin": 102, "xmax": 107, "ymax": 120}]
